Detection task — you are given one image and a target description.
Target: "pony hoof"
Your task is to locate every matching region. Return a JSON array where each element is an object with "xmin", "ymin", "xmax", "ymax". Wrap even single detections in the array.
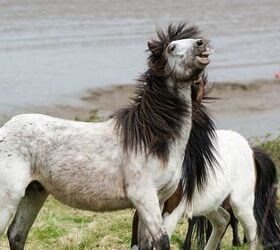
[
  {"xmin": 138, "ymin": 245, "xmax": 153, "ymax": 250},
  {"xmin": 156, "ymin": 233, "xmax": 170, "ymax": 250},
  {"xmin": 232, "ymin": 239, "xmax": 242, "ymax": 246},
  {"xmin": 138, "ymin": 240, "xmax": 153, "ymax": 250}
]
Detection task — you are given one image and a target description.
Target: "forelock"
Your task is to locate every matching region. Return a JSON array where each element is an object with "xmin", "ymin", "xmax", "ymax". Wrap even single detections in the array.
[{"xmin": 147, "ymin": 22, "xmax": 202, "ymax": 73}]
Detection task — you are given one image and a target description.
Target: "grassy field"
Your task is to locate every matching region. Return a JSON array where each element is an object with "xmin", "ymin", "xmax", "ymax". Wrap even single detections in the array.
[
  {"xmin": 0, "ymin": 133, "xmax": 279, "ymax": 249},
  {"xmin": 0, "ymin": 197, "xmax": 247, "ymax": 250}
]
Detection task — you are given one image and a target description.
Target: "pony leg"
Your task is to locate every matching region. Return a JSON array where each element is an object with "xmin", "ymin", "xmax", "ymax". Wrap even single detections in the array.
[
  {"xmin": 130, "ymin": 212, "xmax": 153, "ymax": 249},
  {"xmin": 205, "ymin": 219, "xmax": 222, "ymax": 250},
  {"xmin": 7, "ymin": 181, "xmax": 48, "ymax": 250},
  {"xmin": 204, "ymin": 207, "xmax": 230, "ymax": 250},
  {"xmin": 131, "ymin": 211, "xmax": 139, "ymax": 249},
  {"xmin": 182, "ymin": 218, "xmax": 196, "ymax": 250},
  {"xmin": 205, "ymin": 219, "xmax": 212, "ymax": 245},
  {"xmin": 0, "ymin": 159, "xmax": 31, "ymax": 237},
  {"xmin": 137, "ymin": 201, "xmax": 168, "ymax": 250},
  {"xmin": 163, "ymin": 199, "xmax": 188, "ymax": 238},
  {"xmin": 228, "ymin": 208, "xmax": 241, "ymax": 246},
  {"xmin": 0, "ymin": 208, "xmax": 15, "ymax": 235},
  {"xmin": 127, "ymin": 182, "xmax": 169, "ymax": 250},
  {"xmin": 137, "ymin": 217, "xmax": 154, "ymax": 249},
  {"xmin": 130, "ymin": 212, "xmax": 154, "ymax": 250},
  {"xmin": 183, "ymin": 217, "xmax": 209, "ymax": 250},
  {"xmin": 230, "ymin": 205, "xmax": 258, "ymax": 250}
]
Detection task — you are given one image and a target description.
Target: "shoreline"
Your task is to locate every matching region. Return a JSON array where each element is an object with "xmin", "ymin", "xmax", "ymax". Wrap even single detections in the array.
[{"xmin": 1, "ymin": 79, "xmax": 279, "ymax": 138}]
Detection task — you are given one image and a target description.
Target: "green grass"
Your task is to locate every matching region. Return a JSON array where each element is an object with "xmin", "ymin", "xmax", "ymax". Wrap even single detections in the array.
[
  {"xmin": 1, "ymin": 136, "xmax": 279, "ymax": 249},
  {"xmin": 75, "ymin": 109, "xmax": 102, "ymax": 123},
  {"xmin": 0, "ymin": 197, "xmax": 251, "ymax": 249},
  {"xmin": 257, "ymin": 135, "xmax": 280, "ymax": 170}
]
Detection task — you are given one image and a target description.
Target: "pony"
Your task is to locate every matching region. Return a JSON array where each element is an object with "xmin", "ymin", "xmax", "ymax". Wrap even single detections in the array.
[
  {"xmin": 160, "ymin": 131, "xmax": 280, "ymax": 250},
  {"xmin": 0, "ymin": 23, "xmax": 213, "ymax": 250},
  {"xmin": 131, "ymin": 78, "xmax": 280, "ymax": 250},
  {"xmin": 130, "ymin": 70, "xmax": 217, "ymax": 249}
]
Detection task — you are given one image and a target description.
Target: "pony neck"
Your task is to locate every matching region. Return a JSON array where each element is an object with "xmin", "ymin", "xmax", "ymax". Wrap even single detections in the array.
[
  {"xmin": 114, "ymin": 73, "xmax": 193, "ymax": 162},
  {"xmin": 167, "ymin": 78, "xmax": 193, "ymax": 148}
]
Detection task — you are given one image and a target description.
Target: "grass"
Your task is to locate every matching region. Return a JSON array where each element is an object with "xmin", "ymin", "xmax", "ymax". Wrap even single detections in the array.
[
  {"xmin": 75, "ymin": 109, "xmax": 102, "ymax": 123},
  {"xmin": 256, "ymin": 135, "xmax": 280, "ymax": 170},
  {"xmin": 0, "ymin": 125, "xmax": 279, "ymax": 249},
  {"xmin": 0, "ymin": 197, "xmax": 249, "ymax": 249}
]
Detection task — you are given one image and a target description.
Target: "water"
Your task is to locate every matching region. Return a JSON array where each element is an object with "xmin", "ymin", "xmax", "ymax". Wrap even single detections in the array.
[{"xmin": 0, "ymin": 0, "xmax": 279, "ymax": 110}]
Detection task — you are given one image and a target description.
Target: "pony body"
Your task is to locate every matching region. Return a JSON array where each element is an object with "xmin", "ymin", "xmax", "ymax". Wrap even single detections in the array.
[
  {"xmin": 162, "ymin": 130, "xmax": 280, "ymax": 250},
  {"xmin": 187, "ymin": 130, "xmax": 255, "ymax": 217},
  {"xmin": 0, "ymin": 23, "xmax": 213, "ymax": 250},
  {"xmin": 163, "ymin": 130, "xmax": 255, "ymax": 236},
  {"xmin": 0, "ymin": 115, "xmax": 132, "ymax": 211}
]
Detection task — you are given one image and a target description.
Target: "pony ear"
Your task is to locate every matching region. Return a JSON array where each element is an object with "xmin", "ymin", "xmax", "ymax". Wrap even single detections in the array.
[
  {"xmin": 147, "ymin": 41, "xmax": 154, "ymax": 51},
  {"xmin": 147, "ymin": 41, "xmax": 159, "ymax": 54}
]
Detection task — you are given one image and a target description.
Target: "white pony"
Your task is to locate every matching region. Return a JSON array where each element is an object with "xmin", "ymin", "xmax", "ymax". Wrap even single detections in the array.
[
  {"xmin": 162, "ymin": 130, "xmax": 280, "ymax": 250},
  {"xmin": 0, "ymin": 23, "xmax": 212, "ymax": 250},
  {"xmin": 131, "ymin": 77, "xmax": 280, "ymax": 250}
]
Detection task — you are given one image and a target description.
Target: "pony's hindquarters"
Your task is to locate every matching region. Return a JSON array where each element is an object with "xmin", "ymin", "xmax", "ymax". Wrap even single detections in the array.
[
  {"xmin": 253, "ymin": 148, "xmax": 280, "ymax": 249},
  {"xmin": 225, "ymin": 132, "xmax": 258, "ymax": 249}
]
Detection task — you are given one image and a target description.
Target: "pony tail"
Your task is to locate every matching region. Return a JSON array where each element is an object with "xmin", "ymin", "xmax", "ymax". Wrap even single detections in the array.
[
  {"xmin": 183, "ymin": 217, "xmax": 209, "ymax": 250},
  {"xmin": 253, "ymin": 147, "xmax": 280, "ymax": 249}
]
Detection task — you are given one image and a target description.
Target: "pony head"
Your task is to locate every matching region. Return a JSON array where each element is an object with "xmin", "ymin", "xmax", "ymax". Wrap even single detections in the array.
[{"xmin": 147, "ymin": 23, "xmax": 213, "ymax": 82}]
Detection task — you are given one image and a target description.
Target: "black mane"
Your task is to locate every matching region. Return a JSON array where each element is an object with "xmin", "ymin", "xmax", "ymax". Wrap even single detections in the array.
[
  {"xmin": 114, "ymin": 23, "xmax": 201, "ymax": 162},
  {"xmin": 182, "ymin": 75, "xmax": 217, "ymax": 202}
]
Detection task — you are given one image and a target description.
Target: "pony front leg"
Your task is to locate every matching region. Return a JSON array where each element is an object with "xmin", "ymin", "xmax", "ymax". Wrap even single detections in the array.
[
  {"xmin": 163, "ymin": 199, "xmax": 188, "ymax": 238},
  {"xmin": 138, "ymin": 217, "xmax": 154, "ymax": 249},
  {"xmin": 126, "ymin": 177, "xmax": 169, "ymax": 250},
  {"xmin": 130, "ymin": 215, "xmax": 154, "ymax": 250},
  {"xmin": 136, "ymin": 201, "xmax": 167, "ymax": 249}
]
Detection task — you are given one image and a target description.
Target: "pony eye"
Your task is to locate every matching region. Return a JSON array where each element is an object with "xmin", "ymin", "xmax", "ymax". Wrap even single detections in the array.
[{"xmin": 168, "ymin": 44, "xmax": 176, "ymax": 53}]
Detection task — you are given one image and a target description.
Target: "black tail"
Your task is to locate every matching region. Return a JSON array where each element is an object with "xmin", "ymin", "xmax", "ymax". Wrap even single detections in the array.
[
  {"xmin": 183, "ymin": 217, "xmax": 210, "ymax": 250},
  {"xmin": 184, "ymin": 211, "xmax": 241, "ymax": 250},
  {"xmin": 253, "ymin": 147, "xmax": 280, "ymax": 249}
]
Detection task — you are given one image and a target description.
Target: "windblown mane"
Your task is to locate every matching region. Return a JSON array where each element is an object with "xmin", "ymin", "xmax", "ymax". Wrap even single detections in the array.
[
  {"xmin": 114, "ymin": 23, "xmax": 201, "ymax": 162},
  {"xmin": 182, "ymin": 75, "xmax": 218, "ymax": 202}
]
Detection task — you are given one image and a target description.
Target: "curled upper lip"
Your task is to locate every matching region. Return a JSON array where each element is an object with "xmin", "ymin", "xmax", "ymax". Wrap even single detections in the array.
[
  {"xmin": 193, "ymin": 40, "xmax": 214, "ymax": 66},
  {"xmin": 194, "ymin": 40, "xmax": 214, "ymax": 57},
  {"xmin": 201, "ymin": 50, "xmax": 212, "ymax": 56}
]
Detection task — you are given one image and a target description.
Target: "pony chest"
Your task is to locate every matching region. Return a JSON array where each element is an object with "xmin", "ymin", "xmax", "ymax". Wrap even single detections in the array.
[{"xmin": 155, "ymin": 161, "xmax": 182, "ymax": 201}]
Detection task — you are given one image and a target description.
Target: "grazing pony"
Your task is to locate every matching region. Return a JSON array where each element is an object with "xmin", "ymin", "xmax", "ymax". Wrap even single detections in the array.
[{"xmin": 0, "ymin": 23, "xmax": 213, "ymax": 250}]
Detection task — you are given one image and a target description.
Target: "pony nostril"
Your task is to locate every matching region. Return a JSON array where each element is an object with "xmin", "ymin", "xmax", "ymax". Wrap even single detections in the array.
[{"xmin": 195, "ymin": 39, "xmax": 204, "ymax": 47}]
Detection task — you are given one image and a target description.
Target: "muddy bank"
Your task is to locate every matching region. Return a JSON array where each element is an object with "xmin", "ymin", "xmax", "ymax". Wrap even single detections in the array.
[
  {"xmin": 1, "ymin": 80, "xmax": 279, "ymax": 138},
  {"xmin": 81, "ymin": 79, "xmax": 280, "ymax": 138}
]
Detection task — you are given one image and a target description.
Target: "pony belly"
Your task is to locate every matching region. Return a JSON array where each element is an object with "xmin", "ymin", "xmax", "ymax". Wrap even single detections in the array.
[
  {"xmin": 43, "ymin": 174, "xmax": 133, "ymax": 212},
  {"xmin": 191, "ymin": 171, "xmax": 232, "ymax": 216},
  {"xmin": 50, "ymin": 191, "xmax": 133, "ymax": 212},
  {"xmin": 191, "ymin": 189, "xmax": 229, "ymax": 216},
  {"xmin": 38, "ymin": 163, "xmax": 132, "ymax": 212}
]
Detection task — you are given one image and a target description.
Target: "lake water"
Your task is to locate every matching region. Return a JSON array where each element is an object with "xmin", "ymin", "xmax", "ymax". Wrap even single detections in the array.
[{"xmin": 0, "ymin": 0, "xmax": 279, "ymax": 110}]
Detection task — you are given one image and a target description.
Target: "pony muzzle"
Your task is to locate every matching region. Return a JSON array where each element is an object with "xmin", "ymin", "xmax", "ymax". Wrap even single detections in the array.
[{"xmin": 194, "ymin": 39, "xmax": 214, "ymax": 66}]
